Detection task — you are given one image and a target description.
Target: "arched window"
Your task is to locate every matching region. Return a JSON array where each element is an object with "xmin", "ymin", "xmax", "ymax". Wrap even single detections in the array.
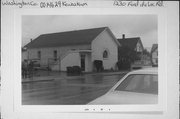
[{"xmin": 103, "ymin": 50, "xmax": 109, "ymax": 59}]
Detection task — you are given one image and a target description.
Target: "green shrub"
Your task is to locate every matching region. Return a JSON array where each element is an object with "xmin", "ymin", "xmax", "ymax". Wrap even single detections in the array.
[
  {"xmin": 117, "ymin": 60, "xmax": 131, "ymax": 70},
  {"xmin": 93, "ymin": 60, "xmax": 104, "ymax": 72},
  {"xmin": 72, "ymin": 66, "xmax": 82, "ymax": 75},
  {"xmin": 67, "ymin": 66, "xmax": 82, "ymax": 75}
]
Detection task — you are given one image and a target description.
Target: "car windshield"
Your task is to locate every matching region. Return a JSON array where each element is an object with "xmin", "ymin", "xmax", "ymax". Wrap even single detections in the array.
[{"xmin": 115, "ymin": 74, "xmax": 158, "ymax": 94}]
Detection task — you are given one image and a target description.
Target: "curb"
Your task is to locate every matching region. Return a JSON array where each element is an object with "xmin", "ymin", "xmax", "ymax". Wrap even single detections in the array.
[
  {"xmin": 89, "ymin": 71, "xmax": 128, "ymax": 76},
  {"xmin": 21, "ymin": 71, "xmax": 129, "ymax": 83},
  {"xmin": 22, "ymin": 78, "xmax": 55, "ymax": 83}
]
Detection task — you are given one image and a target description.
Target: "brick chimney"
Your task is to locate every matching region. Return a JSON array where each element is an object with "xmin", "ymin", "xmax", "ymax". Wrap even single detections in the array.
[{"xmin": 122, "ymin": 34, "xmax": 125, "ymax": 39}]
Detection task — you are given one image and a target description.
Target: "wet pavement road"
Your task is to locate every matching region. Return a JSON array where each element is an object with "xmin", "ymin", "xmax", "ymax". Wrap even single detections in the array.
[{"xmin": 22, "ymin": 73, "xmax": 126, "ymax": 105}]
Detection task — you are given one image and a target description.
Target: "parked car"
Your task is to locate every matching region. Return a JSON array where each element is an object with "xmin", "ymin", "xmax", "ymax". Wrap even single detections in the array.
[{"xmin": 88, "ymin": 68, "xmax": 158, "ymax": 104}]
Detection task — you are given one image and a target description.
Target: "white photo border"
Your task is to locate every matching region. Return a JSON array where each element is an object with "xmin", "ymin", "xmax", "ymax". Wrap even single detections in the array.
[{"xmin": 13, "ymin": 8, "xmax": 167, "ymax": 113}]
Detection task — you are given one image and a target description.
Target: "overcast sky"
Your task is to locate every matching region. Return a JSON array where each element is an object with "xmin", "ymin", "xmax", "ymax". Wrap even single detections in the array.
[{"xmin": 22, "ymin": 15, "xmax": 157, "ymax": 50}]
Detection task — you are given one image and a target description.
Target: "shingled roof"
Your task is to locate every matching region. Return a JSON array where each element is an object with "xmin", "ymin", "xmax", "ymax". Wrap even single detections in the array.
[
  {"xmin": 117, "ymin": 37, "xmax": 143, "ymax": 50},
  {"xmin": 25, "ymin": 27, "xmax": 108, "ymax": 49}
]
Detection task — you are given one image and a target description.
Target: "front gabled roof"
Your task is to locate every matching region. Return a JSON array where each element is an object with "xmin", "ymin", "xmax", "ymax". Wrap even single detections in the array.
[
  {"xmin": 117, "ymin": 37, "xmax": 144, "ymax": 50},
  {"xmin": 25, "ymin": 27, "xmax": 109, "ymax": 49},
  {"xmin": 151, "ymin": 44, "xmax": 158, "ymax": 53}
]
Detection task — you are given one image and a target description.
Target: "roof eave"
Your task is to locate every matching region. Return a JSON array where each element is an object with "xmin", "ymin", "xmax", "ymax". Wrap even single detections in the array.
[
  {"xmin": 26, "ymin": 43, "xmax": 91, "ymax": 49},
  {"xmin": 105, "ymin": 27, "xmax": 121, "ymax": 47}
]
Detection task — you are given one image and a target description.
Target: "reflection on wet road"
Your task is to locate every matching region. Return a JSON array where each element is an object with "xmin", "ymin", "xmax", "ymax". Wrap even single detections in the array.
[{"xmin": 22, "ymin": 74, "xmax": 126, "ymax": 105}]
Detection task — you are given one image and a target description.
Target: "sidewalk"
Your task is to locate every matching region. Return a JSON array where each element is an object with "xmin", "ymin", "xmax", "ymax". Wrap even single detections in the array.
[
  {"xmin": 86, "ymin": 70, "xmax": 129, "ymax": 76},
  {"xmin": 22, "ymin": 76, "xmax": 56, "ymax": 83},
  {"xmin": 22, "ymin": 70, "xmax": 129, "ymax": 83}
]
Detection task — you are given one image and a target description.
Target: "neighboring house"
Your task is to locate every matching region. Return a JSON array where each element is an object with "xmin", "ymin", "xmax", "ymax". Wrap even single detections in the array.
[
  {"xmin": 151, "ymin": 44, "xmax": 158, "ymax": 66},
  {"xmin": 117, "ymin": 34, "xmax": 144, "ymax": 54},
  {"xmin": 117, "ymin": 35, "xmax": 144, "ymax": 61},
  {"xmin": 141, "ymin": 54, "xmax": 151, "ymax": 65},
  {"xmin": 24, "ymin": 27, "xmax": 121, "ymax": 72},
  {"xmin": 117, "ymin": 35, "xmax": 145, "ymax": 68}
]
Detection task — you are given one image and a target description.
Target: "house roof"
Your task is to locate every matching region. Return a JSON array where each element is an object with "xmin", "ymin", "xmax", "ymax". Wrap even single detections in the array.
[
  {"xmin": 22, "ymin": 47, "xmax": 27, "ymax": 52},
  {"xmin": 151, "ymin": 44, "xmax": 158, "ymax": 53},
  {"xmin": 25, "ymin": 27, "xmax": 108, "ymax": 49},
  {"xmin": 117, "ymin": 37, "xmax": 143, "ymax": 50}
]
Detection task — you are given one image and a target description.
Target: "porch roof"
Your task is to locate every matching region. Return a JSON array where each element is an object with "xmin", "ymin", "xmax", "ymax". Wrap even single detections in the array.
[{"xmin": 71, "ymin": 49, "xmax": 92, "ymax": 53}]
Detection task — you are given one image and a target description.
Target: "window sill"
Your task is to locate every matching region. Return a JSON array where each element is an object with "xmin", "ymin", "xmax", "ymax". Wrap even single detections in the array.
[{"xmin": 103, "ymin": 58, "xmax": 109, "ymax": 60}]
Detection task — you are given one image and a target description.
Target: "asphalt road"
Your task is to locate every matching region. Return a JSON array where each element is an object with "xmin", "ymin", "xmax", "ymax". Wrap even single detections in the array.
[{"xmin": 22, "ymin": 73, "xmax": 126, "ymax": 105}]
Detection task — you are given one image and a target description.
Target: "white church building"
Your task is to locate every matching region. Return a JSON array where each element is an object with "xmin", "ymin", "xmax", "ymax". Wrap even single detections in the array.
[{"xmin": 24, "ymin": 27, "xmax": 121, "ymax": 72}]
